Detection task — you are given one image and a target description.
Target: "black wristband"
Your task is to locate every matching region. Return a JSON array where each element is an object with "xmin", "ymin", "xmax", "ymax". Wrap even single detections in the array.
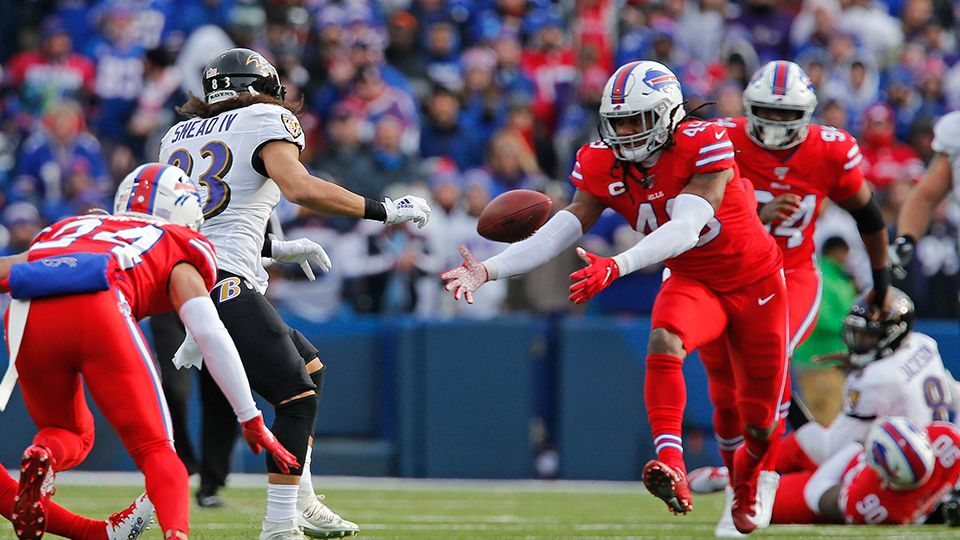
[
  {"xmin": 871, "ymin": 266, "xmax": 890, "ymax": 306},
  {"xmin": 363, "ymin": 197, "xmax": 387, "ymax": 222},
  {"xmin": 261, "ymin": 237, "xmax": 272, "ymax": 258}
]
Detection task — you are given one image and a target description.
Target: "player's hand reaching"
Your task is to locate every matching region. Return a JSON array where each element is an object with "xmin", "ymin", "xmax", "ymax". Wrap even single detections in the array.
[
  {"xmin": 441, "ymin": 245, "xmax": 488, "ymax": 304},
  {"xmin": 758, "ymin": 193, "xmax": 802, "ymax": 224},
  {"xmin": 569, "ymin": 247, "xmax": 620, "ymax": 304},
  {"xmin": 268, "ymin": 233, "xmax": 332, "ymax": 281},
  {"xmin": 384, "ymin": 195, "xmax": 432, "ymax": 229},
  {"xmin": 889, "ymin": 235, "xmax": 915, "ymax": 280},
  {"xmin": 240, "ymin": 413, "xmax": 300, "ymax": 474}
]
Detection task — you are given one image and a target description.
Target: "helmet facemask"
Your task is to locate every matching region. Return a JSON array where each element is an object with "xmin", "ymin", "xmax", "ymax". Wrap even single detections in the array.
[
  {"xmin": 601, "ymin": 98, "xmax": 673, "ymax": 163},
  {"xmin": 745, "ymin": 103, "xmax": 812, "ymax": 150}
]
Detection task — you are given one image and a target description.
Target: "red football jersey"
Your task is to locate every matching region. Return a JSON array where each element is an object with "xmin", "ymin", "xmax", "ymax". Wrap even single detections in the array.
[
  {"xmin": 27, "ymin": 215, "xmax": 218, "ymax": 319},
  {"xmin": 570, "ymin": 119, "xmax": 782, "ymax": 292},
  {"xmin": 840, "ymin": 422, "xmax": 960, "ymax": 525},
  {"xmin": 725, "ymin": 117, "xmax": 864, "ymax": 271}
]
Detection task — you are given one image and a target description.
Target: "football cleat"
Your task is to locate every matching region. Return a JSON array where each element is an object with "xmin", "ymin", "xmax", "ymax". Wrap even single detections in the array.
[
  {"xmin": 754, "ymin": 471, "xmax": 780, "ymax": 530},
  {"xmin": 106, "ymin": 493, "xmax": 153, "ymax": 540},
  {"xmin": 298, "ymin": 491, "xmax": 359, "ymax": 538},
  {"xmin": 689, "ymin": 466, "xmax": 729, "ymax": 493},
  {"xmin": 642, "ymin": 460, "xmax": 693, "ymax": 515},
  {"xmin": 714, "ymin": 486, "xmax": 746, "ymax": 538},
  {"xmin": 12, "ymin": 446, "xmax": 56, "ymax": 540},
  {"xmin": 260, "ymin": 517, "xmax": 306, "ymax": 540}
]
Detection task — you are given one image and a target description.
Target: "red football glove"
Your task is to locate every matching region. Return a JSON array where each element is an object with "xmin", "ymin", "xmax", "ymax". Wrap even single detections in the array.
[
  {"xmin": 569, "ymin": 247, "xmax": 620, "ymax": 305},
  {"xmin": 241, "ymin": 414, "xmax": 300, "ymax": 475}
]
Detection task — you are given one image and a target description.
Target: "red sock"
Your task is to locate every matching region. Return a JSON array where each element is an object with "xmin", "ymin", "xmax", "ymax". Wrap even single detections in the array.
[
  {"xmin": 645, "ymin": 353, "xmax": 687, "ymax": 474},
  {"xmin": 712, "ymin": 407, "xmax": 741, "ymax": 476},
  {"xmin": 734, "ymin": 431, "xmax": 772, "ymax": 486},
  {"xmin": 761, "ymin": 419, "xmax": 786, "ymax": 471},
  {"xmin": 135, "ymin": 446, "xmax": 189, "ymax": 536}
]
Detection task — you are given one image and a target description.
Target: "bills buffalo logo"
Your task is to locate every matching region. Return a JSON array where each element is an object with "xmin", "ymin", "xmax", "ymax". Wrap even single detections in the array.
[
  {"xmin": 871, "ymin": 442, "xmax": 898, "ymax": 479},
  {"xmin": 41, "ymin": 256, "xmax": 78, "ymax": 268},
  {"xmin": 642, "ymin": 70, "xmax": 679, "ymax": 91},
  {"xmin": 281, "ymin": 114, "xmax": 302, "ymax": 139}
]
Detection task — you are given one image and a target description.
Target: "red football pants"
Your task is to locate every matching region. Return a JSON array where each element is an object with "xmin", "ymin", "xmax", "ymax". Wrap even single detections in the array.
[
  {"xmin": 651, "ymin": 270, "xmax": 789, "ymax": 436},
  {"xmin": 10, "ymin": 290, "xmax": 188, "ymax": 535},
  {"xmin": 699, "ymin": 266, "xmax": 820, "ymax": 458}
]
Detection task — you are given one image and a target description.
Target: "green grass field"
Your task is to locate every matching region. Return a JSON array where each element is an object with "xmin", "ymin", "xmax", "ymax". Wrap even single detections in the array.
[{"xmin": 1, "ymin": 478, "xmax": 955, "ymax": 539}]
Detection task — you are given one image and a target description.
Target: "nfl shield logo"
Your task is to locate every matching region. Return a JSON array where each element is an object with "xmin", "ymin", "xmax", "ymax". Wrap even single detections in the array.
[
  {"xmin": 205, "ymin": 67, "xmax": 219, "ymax": 78},
  {"xmin": 774, "ymin": 167, "xmax": 790, "ymax": 180}
]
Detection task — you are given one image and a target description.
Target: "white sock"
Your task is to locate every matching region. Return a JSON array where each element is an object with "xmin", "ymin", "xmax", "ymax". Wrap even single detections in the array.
[
  {"xmin": 299, "ymin": 445, "xmax": 315, "ymax": 498},
  {"xmin": 266, "ymin": 483, "xmax": 299, "ymax": 522}
]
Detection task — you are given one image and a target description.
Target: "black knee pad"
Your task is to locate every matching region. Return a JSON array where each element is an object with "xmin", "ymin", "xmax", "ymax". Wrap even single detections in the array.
[{"xmin": 268, "ymin": 393, "xmax": 319, "ymax": 475}]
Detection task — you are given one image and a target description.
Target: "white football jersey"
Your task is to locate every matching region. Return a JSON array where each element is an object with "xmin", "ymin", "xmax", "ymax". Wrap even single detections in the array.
[
  {"xmin": 159, "ymin": 102, "xmax": 305, "ymax": 292},
  {"xmin": 932, "ymin": 111, "xmax": 960, "ymax": 206},
  {"xmin": 843, "ymin": 332, "xmax": 954, "ymax": 424}
]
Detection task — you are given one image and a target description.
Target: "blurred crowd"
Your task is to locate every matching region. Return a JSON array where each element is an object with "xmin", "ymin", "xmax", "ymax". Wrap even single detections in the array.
[{"xmin": 1, "ymin": 0, "xmax": 960, "ymax": 319}]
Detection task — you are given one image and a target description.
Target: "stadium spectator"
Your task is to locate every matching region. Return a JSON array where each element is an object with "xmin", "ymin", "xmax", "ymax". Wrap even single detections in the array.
[
  {"xmin": 6, "ymin": 16, "xmax": 95, "ymax": 117},
  {"xmin": 858, "ymin": 104, "xmax": 924, "ymax": 189},
  {"xmin": 459, "ymin": 46, "xmax": 506, "ymax": 146},
  {"xmin": 520, "ymin": 8, "xmax": 576, "ymax": 135},
  {"xmin": 315, "ymin": 105, "xmax": 381, "ymax": 200},
  {"xmin": 88, "ymin": 5, "xmax": 144, "ymax": 145},
  {"xmin": 485, "ymin": 128, "xmax": 543, "ymax": 196},
  {"xmin": 127, "ymin": 47, "xmax": 184, "ymax": 160},
  {"xmin": 790, "ymin": 236, "xmax": 857, "ymax": 425},
  {"xmin": 420, "ymin": 85, "xmax": 485, "ymax": 170},
  {"xmin": 341, "ymin": 65, "xmax": 420, "ymax": 157},
  {"xmin": 12, "ymin": 100, "xmax": 108, "ymax": 214},
  {"xmin": 729, "ymin": 0, "xmax": 793, "ymax": 63}
]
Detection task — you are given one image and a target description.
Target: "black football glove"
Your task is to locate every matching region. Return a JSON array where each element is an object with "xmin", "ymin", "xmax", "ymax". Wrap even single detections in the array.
[{"xmin": 889, "ymin": 235, "xmax": 915, "ymax": 280}]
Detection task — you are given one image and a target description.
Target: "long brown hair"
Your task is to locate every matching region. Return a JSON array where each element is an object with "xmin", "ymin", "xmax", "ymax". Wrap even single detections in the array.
[{"xmin": 176, "ymin": 92, "xmax": 303, "ymax": 119}]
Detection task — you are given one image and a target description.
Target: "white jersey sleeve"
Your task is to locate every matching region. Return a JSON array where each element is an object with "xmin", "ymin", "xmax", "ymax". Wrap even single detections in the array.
[
  {"xmin": 932, "ymin": 111, "xmax": 960, "ymax": 202},
  {"xmin": 159, "ymin": 103, "xmax": 306, "ymax": 292},
  {"xmin": 843, "ymin": 333, "xmax": 953, "ymax": 425}
]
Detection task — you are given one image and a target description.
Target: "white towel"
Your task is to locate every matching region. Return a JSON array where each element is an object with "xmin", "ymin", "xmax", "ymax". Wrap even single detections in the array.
[{"xmin": 0, "ymin": 299, "xmax": 31, "ymax": 411}]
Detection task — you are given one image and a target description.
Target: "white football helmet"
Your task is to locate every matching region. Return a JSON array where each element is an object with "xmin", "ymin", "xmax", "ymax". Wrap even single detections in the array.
[
  {"xmin": 865, "ymin": 417, "xmax": 935, "ymax": 491},
  {"xmin": 599, "ymin": 61, "xmax": 686, "ymax": 163},
  {"xmin": 114, "ymin": 163, "xmax": 204, "ymax": 230},
  {"xmin": 743, "ymin": 61, "xmax": 817, "ymax": 150}
]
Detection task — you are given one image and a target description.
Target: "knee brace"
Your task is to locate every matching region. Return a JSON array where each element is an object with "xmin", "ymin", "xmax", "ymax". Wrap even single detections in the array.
[{"xmin": 269, "ymin": 393, "xmax": 319, "ymax": 475}]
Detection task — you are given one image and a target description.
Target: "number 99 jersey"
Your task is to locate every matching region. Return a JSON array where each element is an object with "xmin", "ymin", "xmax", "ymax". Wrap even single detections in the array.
[
  {"xmin": 725, "ymin": 117, "xmax": 864, "ymax": 271},
  {"xmin": 159, "ymin": 102, "xmax": 306, "ymax": 292},
  {"xmin": 28, "ymin": 215, "xmax": 218, "ymax": 319}
]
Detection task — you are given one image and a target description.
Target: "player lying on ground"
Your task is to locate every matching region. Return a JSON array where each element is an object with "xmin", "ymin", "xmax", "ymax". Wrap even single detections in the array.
[
  {"xmin": 0, "ymin": 469, "xmax": 153, "ymax": 540},
  {"xmin": 692, "ymin": 287, "xmax": 960, "ymax": 491},
  {"xmin": 771, "ymin": 416, "xmax": 960, "ymax": 526},
  {"xmin": 688, "ymin": 60, "xmax": 891, "ymax": 537},
  {"xmin": 443, "ymin": 60, "xmax": 788, "ymax": 535},
  {"xmin": 162, "ymin": 48, "xmax": 431, "ymax": 540},
  {"xmin": 0, "ymin": 163, "xmax": 297, "ymax": 540}
]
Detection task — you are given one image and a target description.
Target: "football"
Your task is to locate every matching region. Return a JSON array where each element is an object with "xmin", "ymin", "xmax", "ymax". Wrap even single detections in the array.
[{"xmin": 477, "ymin": 189, "xmax": 552, "ymax": 243}]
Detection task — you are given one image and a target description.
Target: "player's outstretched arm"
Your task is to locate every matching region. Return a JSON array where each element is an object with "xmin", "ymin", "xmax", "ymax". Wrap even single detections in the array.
[
  {"xmin": 892, "ymin": 153, "xmax": 952, "ymax": 277},
  {"xmin": 838, "ymin": 183, "xmax": 890, "ymax": 308},
  {"xmin": 261, "ymin": 140, "xmax": 430, "ymax": 228},
  {"xmin": 167, "ymin": 262, "xmax": 300, "ymax": 473},
  {"xmin": 441, "ymin": 190, "xmax": 603, "ymax": 303}
]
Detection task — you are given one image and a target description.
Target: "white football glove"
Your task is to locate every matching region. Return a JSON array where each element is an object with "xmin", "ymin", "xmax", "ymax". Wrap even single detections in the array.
[
  {"xmin": 384, "ymin": 195, "xmax": 432, "ymax": 229},
  {"xmin": 172, "ymin": 331, "xmax": 203, "ymax": 370},
  {"xmin": 440, "ymin": 245, "xmax": 489, "ymax": 304},
  {"xmin": 268, "ymin": 233, "xmax": 332, "ymax": 281}
]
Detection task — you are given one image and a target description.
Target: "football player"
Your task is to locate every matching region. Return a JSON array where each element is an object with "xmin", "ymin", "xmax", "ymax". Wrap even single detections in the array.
[
  {"xmin": 890, "ymin": 110, "xmax": 960, "ymax": 280},
  {"xmin": 443, "ymin": 60, "xmax": 788, "ymax": 534},
  {"xmin": 0, "ymin": 471, "xmax": 152, "ymax": 540},
  {"xmin": 771, "ymin": 416, "xmax": 960, "ymax": 526},
  {"xmin": 160, "ymin": 48, "xmax": 430, "ymax": 540},
  {"xmin": 0, "ymin": 164, "xmax": 297, "ymax": 540},
  {"xmin": 690, "ymin": 60, "xmax": 891, "ymax": 536}
]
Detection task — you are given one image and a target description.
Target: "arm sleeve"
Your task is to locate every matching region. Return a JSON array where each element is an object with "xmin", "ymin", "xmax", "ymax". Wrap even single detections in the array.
[
  {"xmin": 828, "ymin": 133, "xmax": 865, "ymax": 201},
  {"xmin": 483, "ymin": 209, "xmax": 583, "ymax": 280},
  {"xmin": 178, "ymin": 296, "xmax": 259, "ymax": 422},
  {"xmin": 611, "ymin": 193, "xmax": 714, "ymax": 275}
]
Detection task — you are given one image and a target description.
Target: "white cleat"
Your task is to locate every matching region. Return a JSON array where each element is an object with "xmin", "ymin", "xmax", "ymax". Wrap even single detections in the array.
[
  {"xmin": 106, "ymin": 493, "xmax": 153, "ymax": 540},
  {"xmin": 260, "ymin": 517, "xmax": 306, "ymax": 540},
  {"xmin": 689, "ymin": 466, "xmax": 729, "ymax": 493},
  {"xmin": 754, "ymin": 470, "xmax": 780, "ymax": 530},
  {"xmin": 298, "ymin": 492, "xmax": 359, "ymax": 538},
  {"xmin": 715, "ymin": 486, "xmax": 746, "ymax": 538}
]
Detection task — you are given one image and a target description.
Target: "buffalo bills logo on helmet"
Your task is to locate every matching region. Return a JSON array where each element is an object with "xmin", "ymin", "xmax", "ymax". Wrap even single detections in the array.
[
  {"xmin": 643, "ymin": 70, "xmax": 679, "ymax": 91},
  {"xmin": 871, "ymin": 442, "xmax": 897, "ymax": 479}
]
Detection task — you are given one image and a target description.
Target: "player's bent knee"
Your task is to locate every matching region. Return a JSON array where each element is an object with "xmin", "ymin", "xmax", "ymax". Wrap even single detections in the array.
[
  {"xmin": 745, "ymin": 423, "xmax": 777, "ymax": 440},
  {"xmin": 270, "ymin": 393, "xmax": 320, "ymax": 476},
  {"xmin": 648, "ymin": 328, "xmax": 685, "ymax": 356}
]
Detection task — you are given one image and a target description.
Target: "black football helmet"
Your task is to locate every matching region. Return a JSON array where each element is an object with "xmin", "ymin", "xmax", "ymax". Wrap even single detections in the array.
[
  {"xmin": 201, "ymin": 48, "xmax": 285, "ymax": 104},
  {"xmin": 843, "ymin": 286, "xmax": 914, "ymax": 367}
]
